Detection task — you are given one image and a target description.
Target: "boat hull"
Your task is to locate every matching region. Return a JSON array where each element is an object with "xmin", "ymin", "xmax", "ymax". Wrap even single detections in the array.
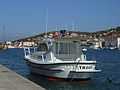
[{"xmin": 26, "ymin": 59, "xmax": 97, "ymax": 80}]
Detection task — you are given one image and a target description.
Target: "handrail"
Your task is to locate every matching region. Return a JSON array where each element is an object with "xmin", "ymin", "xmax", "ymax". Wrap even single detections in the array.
[{"xmin": 24, "ymin": 47, "xmax": 37, "ymax": 57}]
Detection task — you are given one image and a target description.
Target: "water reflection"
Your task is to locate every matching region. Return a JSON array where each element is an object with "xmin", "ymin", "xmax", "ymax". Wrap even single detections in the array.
[
  {"xmin": 27, "ymin": 72, "xmax": 120, "ymax": 90},
  {"xmin": 27, "ymin": 73, "xmax": 94, "ymax": 90}
]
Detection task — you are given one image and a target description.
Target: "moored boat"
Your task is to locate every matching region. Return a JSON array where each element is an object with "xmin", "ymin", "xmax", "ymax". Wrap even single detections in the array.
[{"xmin": 24, "ymin": 38, "xmax": 101, "ymax": 80}]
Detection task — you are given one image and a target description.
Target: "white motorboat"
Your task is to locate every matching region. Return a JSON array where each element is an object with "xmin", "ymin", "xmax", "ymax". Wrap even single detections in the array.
[{"xmin": 24, "ymin": 38, "xmax": 101, "ymax": 80}]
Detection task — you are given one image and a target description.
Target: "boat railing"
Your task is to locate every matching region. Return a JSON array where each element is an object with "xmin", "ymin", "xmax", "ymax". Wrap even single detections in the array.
[{"xmin": 24, "ymin": 47, "xmax": 37, "ymax": 57}]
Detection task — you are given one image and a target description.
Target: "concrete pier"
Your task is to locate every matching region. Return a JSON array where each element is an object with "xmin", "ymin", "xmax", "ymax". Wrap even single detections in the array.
[{"xmin": 0, "ymin": 65, "xmax": 45, "ymax": 90}]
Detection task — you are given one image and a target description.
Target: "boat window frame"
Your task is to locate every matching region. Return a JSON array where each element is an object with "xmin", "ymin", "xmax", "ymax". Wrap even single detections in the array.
[
  {"xmin": 53, "ymin": 41, "xmax": 81, "ymax": 55},
  {"xmin": 37, "ymin": 43, "xmax": 48, "ymax": 52}
]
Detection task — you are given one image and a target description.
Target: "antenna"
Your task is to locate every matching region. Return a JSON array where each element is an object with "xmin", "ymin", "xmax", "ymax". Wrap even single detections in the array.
[
  {"xmin": 72, "ymin": 22, "xmax": 75, "ymax": 32},
  {"xmin": 2, "ymin": 24, "xmax": 6, "ymax": 43},
  {"xmin": 45, "ymin": 8, "xmax": 48, "ymax": 38},
  {"xmin": 64, "ymin": 24, "xmax": 68, "ymax": 31}
]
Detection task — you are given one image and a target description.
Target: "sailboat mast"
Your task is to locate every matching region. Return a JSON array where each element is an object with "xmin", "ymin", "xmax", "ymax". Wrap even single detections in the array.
[
  {"xmin": 2, "ymin": 24, "xmax": 6, "ymax": 43},
  {"xmin": 45, "ymin": 9, "xmax": 48, "ymax": 37},
  {"xmin": 72, "ymin": 22, "xmax": 75, "ymax": 32}
]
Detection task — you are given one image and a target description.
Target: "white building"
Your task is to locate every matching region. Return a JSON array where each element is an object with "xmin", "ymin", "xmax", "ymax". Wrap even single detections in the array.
[
  {"xmin": 90, "ymin": 39, "xmax": 103, "ymax": 49},
  {"xmin": 117, "ymin": 37, "xmax": 120, "ymax": 48},
  {"xmin": 94, "ymin": 41, "xmax": 102, "ymax": 49},
  {"xmin": 23, "ymin": 41, "xmax": 35, "ymax": 47},
  {"xmin": 6, "ymin": 41, "xmax": 12, "ymax": 45},
  {"xmin": 70, "ymin": 33, "xmax": 79, "ymax": 37}
]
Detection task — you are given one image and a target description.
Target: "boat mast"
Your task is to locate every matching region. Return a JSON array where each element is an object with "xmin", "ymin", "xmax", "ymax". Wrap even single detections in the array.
[
  {"xmin": 45, "ymin": 8, "xmax": 48, "ymax": 38},
  {"xmin": 72, "ymin": 22, "xmax": 75, "ymax": 32},
  {"xmin": 2, "ymin": 24, "xmax": 6, "ymax": 44},
  {"xmin": 56, "ymin": 26, "xmax": 60, "ymax": 56}
]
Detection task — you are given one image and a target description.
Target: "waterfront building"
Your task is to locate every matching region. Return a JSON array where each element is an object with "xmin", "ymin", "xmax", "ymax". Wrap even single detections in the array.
[
  {"xmin": 104, "ymin": 32, "xmax": 118, "ymax": 48},
  {"xmin": 70, "ymin": 32, "xmax": 79, "ymax": 37},
  {"xmin": 22, "ymin": 41, "xmax": 35, "ymax": 47},
  {"xmin": 6, "ymin": 41, "xmax": 12, "ymax": 45},
  {"xmin": 117, "ymin": 37, "xmax": 120, "ymax": 48},
  {"xmin": 88, "ymin": 39, "xmax": 102, "ymax": 49}
]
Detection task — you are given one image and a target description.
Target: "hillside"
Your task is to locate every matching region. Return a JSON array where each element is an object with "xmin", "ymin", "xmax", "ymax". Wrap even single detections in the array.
[{"xmin": 13, "ymin": 26, "xmax": 120, "ymax": 42}]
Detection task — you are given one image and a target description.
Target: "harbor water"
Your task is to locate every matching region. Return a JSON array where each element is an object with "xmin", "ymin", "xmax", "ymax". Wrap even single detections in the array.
[{"xmin": 0, "ymin": 48, "xmax": 120, "ymax": 90}]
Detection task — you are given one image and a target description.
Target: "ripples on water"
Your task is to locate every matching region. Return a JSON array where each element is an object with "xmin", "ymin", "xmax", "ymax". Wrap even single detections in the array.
[{"xmin": 0, "ymin": 48, "xmax": 120, "ymax": 90}]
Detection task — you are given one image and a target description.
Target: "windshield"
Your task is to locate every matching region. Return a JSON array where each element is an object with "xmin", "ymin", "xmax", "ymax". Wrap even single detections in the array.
[
  {"xmin": 54, "ymin": 42, "xmax": 77, "ymax": 55},
  {"xmin": 37, "ymin": 43, "xmax": 48, "ymax": 51}
]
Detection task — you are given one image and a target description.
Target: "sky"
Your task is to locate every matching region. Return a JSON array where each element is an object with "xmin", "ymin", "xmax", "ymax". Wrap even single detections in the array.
[{"xmin": 0, "ymin": 0, "xmax": 120, "ymax": 41}]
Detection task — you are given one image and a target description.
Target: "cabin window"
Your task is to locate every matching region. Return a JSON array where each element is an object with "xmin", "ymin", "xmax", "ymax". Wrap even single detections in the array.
[
  {"xmin": 55, "ymin": 42, "xmax": 77, "ymax": 54},
  {"xmin": 37, "ymin": 56, "xmax": 42, "ymax": 59},
  {"xmin": 37, "ymin": 43, "xmax": 48, "ymax": 51}
]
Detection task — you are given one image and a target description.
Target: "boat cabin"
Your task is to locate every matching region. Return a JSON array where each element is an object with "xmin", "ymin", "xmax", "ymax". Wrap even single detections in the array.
[
  {"xmin": 24, "ymin": 38, "xmax": 85, "ymax": 62},
  {"xmin": 52, "ymin": 39, "xmax": 83, "ymax": 61}
]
